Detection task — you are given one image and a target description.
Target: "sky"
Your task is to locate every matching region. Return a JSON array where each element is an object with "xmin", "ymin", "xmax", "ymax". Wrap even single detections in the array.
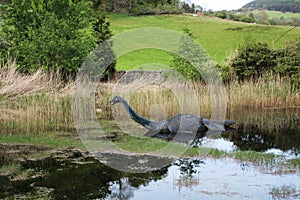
[{"xmin": 190, "ymin": 0, "xmax": 254, "ymax": 11}]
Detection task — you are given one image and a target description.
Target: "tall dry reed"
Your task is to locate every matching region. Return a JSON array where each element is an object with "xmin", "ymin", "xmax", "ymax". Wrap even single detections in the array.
[
  {"xmin": 0, "ymin": 60, "xmax": 74, "ymax": 134},
  {"xmin": 98, "ymin": 73, "xmax": 299, "ymax": 120}
]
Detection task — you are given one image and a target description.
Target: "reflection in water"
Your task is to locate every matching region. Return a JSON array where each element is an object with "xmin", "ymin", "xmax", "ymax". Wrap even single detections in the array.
[
  {"xmin": 1, "ymin": 155, "xmax": 300, "ymax": 199},
  {"xmin": 174, "ymin": 158, "xmax": 204, "ymax": 177},
  {"xmin": 133, "ymin": 158, "xmax": 300, "ymax": 200},
  {"xmin": 173, "ymin": 158, "xmax": 204, "ymax": 192},
  {"xmin": 222, "ymin": 109, "xmax": 300, "ymax": 155},
  {"xmin": 107, "ymin": 178, "xmax": 134, "ymax": 200},
  {"xmin": 0, "ymin": 156, "xmax": 168, "ymax": 199}
]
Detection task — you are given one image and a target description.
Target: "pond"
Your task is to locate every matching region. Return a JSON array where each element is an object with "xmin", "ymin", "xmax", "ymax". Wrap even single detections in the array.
[
  {"xmin": 222, "ymin": 108, "xmax": 300, "ymax": 156},
  {"xmin": 0, "ymin": 109, "xmax": 299, "ymax": 199},
  {"xmin": 1, "ymin": 154, "xmax": 299, "ymax": 200}
]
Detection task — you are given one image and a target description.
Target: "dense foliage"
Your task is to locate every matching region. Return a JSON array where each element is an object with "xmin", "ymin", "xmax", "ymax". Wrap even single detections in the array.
[
  {"xmin": 274, "ymin": 38, "xmax": 300, "ymax": 87},
  {"xmin": 230, "ymin": 39, "xmax": 300, "ymax": 87},
  {"xmin": 231, "ymin": 41, "xmax": 276, "ymax": 80},
  {"xmin": 0, "ymin": 0, "xmax": 115, "ymax": 79},
  {"xmin": 99, "ymin": 0, "xmax": 182, "ymax": 15},
  {"xmin": 243, "ymin": 0, "xmax": 300, "ymax": 13}
]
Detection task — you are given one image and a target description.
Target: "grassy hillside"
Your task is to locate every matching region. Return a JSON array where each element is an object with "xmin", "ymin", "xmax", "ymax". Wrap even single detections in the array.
[
  {"xmin": 265, "ymin": 10, "xmax": 300, "ymax": 18},
  {"xmin": 109, "ymin": 13, "xmax": 300, "ymax": 70}
]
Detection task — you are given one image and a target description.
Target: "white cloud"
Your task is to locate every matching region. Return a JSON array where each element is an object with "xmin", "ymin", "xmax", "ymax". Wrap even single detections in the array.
[{"xmin": 190, "ymin": 0, "xmax": 254, "ymax": 11}]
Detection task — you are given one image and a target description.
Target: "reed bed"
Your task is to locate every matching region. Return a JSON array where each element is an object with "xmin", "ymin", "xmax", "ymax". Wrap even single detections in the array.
[
  {"xmin": 0, "ymin": 94, "xmax": 74, "ymax": 134},
  {"xmin": 0, "ymin": 60, "xmax": 298, "ymax": 136},
  {"xmin": 227, "ymin": 75, "xmax": 299, "ymax": 111},
  {"xmin": 0, "ymin": 60, "xmax": 74, "ymax": 135},
  {"xmin": 105, "ymin": 74, "xmax": 299, "ymax": 121}
]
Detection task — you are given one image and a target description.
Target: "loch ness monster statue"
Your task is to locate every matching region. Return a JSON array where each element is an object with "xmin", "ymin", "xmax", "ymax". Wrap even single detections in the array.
[{"xmin": 110, "ymin": 96, "xmax": 235, "ymax": 143}]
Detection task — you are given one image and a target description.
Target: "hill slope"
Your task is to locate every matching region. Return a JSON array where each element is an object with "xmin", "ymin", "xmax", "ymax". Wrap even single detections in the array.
[
  {"xmin": 242, "ymin": 0, "xmax": 300, "ymax": 13},
  {"xmin": 109, "ymin": 13, "xmax": 300, "ymax": 70}
]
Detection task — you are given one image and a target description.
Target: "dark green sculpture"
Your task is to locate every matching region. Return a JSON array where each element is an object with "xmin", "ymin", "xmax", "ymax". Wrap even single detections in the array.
[{"xmin": 111, "ymin": 96, "xmax": 235, "ymax": 142}]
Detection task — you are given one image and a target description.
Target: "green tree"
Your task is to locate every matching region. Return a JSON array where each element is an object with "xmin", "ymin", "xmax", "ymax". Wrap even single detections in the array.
[
  {"xmin": 0, "ymin": 0, "xmax": 115, "ymax": 79},
  {"xmin": 170, "ymin": 28, "xmax": 211, "ymax": 81}
]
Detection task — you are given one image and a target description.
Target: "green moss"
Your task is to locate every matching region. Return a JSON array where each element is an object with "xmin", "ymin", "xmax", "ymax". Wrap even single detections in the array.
[
  {"xmin": 113, "ymin": 134, "xmax": 170, "ymax": 153},
  {"xmin": 233, "ymin": 150, "xmax": 276, "ymax": 166},
  {"xmin": 0, "ymin": 132, "xmax": 85, "ymax": 150}
]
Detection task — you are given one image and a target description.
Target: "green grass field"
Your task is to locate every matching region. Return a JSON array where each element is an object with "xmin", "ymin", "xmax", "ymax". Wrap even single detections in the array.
[
  {"xmin": 109, "ymin": 13, "xmax": 300, "ymax": 70},
  {"xmin": 262, "ymin": 10, "xmax": 300, "ymax": 19}
]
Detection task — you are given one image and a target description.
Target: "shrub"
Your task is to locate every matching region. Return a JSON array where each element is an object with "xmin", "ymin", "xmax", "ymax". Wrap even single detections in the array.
[
  {"xmin": 214, "ymin": 11, "xmax": 227, "ymax": 19},
  {"xmin": 231, "ymin": 41, "xmax": 276, "ymax": 81},
  {"xmin": 230, "ymin": 38, "xmax": 300, "ymax": 88},
  {"xmin": 274, "ymin": 38, "xmax": 300, "ymax": 88},
  {"xmin": 240, "ymin": 15, "xmax": 255, "ymax": 23}
]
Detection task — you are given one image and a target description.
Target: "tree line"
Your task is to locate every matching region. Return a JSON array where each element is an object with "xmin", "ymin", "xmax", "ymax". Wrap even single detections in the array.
[
  {"xmin": 97, "ymin": 0, "xmax": 183, "ymax": 15},
  {"xmin": 242, "ymin": 0, "xmax": 300, "ymax": 13}
]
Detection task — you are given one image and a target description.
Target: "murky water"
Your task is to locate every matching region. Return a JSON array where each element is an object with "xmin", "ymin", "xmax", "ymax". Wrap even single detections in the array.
[
  {"xmin": 223, "ymin": 109, "xmax": 300, "ymax": 156},
  {"xmin": 1, "ymin": 155, "xmax": 299, "ymax": 200},
  {"xmin": 1, "ymin": 109, "xmax": 299, "ymax": 199}
]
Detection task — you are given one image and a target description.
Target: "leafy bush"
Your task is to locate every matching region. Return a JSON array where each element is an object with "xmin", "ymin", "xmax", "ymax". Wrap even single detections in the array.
[
  {"xmin": 232, "ymin": 41, "xmax": 276, "ymax": 81},
  {"xmin": 274, "ymin": 38, "xmax": 300, "ymax": 88},
  {"xmin": 0, "ymin": 0, "xmax": 115, "ymax": 79},
  {"xmin": 240, "ymin": 15, "xmax": 255, "ymax": 23},
  {"xmin": 230, "ymin": 38, "xmax": 300, "ymax": 88}
]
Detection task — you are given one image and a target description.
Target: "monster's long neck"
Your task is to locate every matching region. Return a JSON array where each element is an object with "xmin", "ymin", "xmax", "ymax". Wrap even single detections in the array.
[{"xmin": 119, "ymin": 98, "xmax": 153, "ymax": 129}]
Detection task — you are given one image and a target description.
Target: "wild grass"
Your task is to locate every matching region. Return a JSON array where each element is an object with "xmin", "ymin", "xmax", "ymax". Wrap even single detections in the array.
[
  {"xmin": 0, "ymin": 162, "xmax": 21, "ymax": 176},
  {"xmin": 227, "ymin": 74, "xmax": 299, "ymax": 111},
  {"xmin": 233, "ymin": 150, "xmax": 276, "ymax": 166},
  {"xmin": 0, "ymin": 64, "xmax": 298, "ymax": 167},
  {"xmin": 0, "ymin": 133, "xmax": 84, "ymax": 150},
  {"xmin": 113, "ymin": 133, "xmax": 170, "ymax": 153},
  {"xmin": 110, "ymin": 133, "xmax": 300, "ymax": 169}
]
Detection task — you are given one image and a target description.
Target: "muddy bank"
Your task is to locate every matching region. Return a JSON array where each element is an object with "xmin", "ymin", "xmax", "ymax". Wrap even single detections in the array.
[
  {"xmin": 0, "ymin": 143, "xmax": 87, "ymax": 166},
  {"xmin": 0, "ymin": 143, "xmax": 90, "ymax": 199}
]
